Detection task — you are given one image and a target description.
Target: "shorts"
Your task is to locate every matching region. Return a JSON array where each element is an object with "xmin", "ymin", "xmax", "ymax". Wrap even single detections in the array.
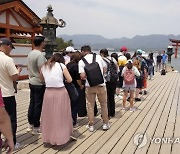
[
  {"xmin": 123, "ymin": 84, "xmax": 136, "ymax": 91},
  {"xmin": 123, "ymin": 80, "xmax": 136, "ymax": 91}
]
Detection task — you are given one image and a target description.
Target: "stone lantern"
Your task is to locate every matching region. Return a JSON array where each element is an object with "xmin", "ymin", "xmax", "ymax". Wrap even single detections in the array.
[{"xmin": 40, "ymin": 5, "xmax": 66, "ymax": 59}]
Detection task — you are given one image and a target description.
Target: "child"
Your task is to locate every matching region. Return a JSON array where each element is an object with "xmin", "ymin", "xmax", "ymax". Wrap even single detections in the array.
[{"xmin": 121, "ymin": 60, "xmax": 140, "ymax": 112}]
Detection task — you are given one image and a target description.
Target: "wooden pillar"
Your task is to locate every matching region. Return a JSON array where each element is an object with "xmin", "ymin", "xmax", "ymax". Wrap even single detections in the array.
[
  {"xmin": 175, "ymin": 43, "xmax": 178, "ymax": 58},
  {"xmin": 31, "ymin": 32, "xmax": 35, "ymax": 49},
  {"xmin": 6, "ymin": 10, "xmax": 10, "ymax": 38}
]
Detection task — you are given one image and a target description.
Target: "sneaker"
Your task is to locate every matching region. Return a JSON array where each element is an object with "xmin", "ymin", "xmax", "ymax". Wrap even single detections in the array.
[
  {"xmin": 73, "ymin": 123, "xmax": 79, "ymax": 128},
  {"xmin": 86, "ymin": 125, "xmax": 94, "ymax": 132},
  {"xmin": 129, "ymin": 108, "xmax": 137, "ymax": 112},
  {"xmin": 110, "ymin": 114, "xmax": 115, "ymax": 117},
  {"xmin": 32, "ymin": 127, "xmax": 41, "ymax": 135},
  {"xmin": 139, "ymin": 91, "xmax": 143, "ymax": 95},
  {"xmin": 144, "ymin": 90, "xmax": 147, "ymax": 95},
  {"xmin": 102, "ymin": 123, "xmax": 110, "ymax": 131},
  {"xmin": 15, "ymin": 142, "xmax": 23, "ymax": 149},
  {"xmin": 118, "ymin": 95, "xmax": 123, "ymax": 99},
  {"xmin": 121, "ymin": 107, "xmax": 126, "ymax": 111},
  {"xmin": 27, "ymin": 124, "xmax": 33, "ymax": 132},
  {"xmin": 70, "ymin": 135, "xmax": 77, "ymax": 141},
  {"xmin": 135, "ymin": 98, "xmax": 141, "ymax": 102},
  {"xmin": 115, "ymin": 94, "xmax": 123, "ymax": 99}
]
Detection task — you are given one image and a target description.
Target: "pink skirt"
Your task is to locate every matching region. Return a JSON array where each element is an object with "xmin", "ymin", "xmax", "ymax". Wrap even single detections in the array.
[{"xmin": 41, "ymin": 87, "xmax": 73, "ymax": 145}]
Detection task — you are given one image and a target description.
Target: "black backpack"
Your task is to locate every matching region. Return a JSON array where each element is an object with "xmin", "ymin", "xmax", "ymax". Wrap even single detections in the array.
[
  {"xmin": 103, "ymin": 57, "xmax": 118, "ymax": 82},
  {"xmin": 82, "ymin": 53, "xmax": 104, "ymax": 87},
  {"xmin": 161, "ymin": 69, "xmax": 166, "ymax": 75}
]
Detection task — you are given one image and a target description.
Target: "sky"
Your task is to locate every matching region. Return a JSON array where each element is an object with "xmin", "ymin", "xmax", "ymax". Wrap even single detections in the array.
[{"xmin": 24, "ymin": 0, "xmax": 180, "ymax": 39}]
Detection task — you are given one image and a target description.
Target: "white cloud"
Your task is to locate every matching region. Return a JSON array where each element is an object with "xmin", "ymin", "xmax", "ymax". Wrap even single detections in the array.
[{"xmin": 24, "ymin": 0, "xmax": 180, "ymax": 38}]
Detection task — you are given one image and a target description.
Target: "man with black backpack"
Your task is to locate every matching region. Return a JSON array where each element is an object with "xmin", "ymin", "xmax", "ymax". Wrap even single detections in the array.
[
  {"xmin": 100, "ymin": 49, "xmax": 118, "ymax": 117},
  {"xmin": 79, "ymin": 45, "xmax": 110, "ymax": 132}
]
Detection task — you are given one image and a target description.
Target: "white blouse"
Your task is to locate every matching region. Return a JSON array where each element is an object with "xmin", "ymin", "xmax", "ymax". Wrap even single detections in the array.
[{"xmin": 41, "ymin": 62, "xmax": 66, "ymax": 88}]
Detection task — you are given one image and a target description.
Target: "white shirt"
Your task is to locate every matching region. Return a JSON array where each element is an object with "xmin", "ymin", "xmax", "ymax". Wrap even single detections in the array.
[
  {"xmin": 0, "ymin": 52, "xmax": 18, "ymax": 97},
  {"xmin": 121, "ymin": 66, "xmax": 140, "ymax": 77},
  {"xmin": 41, "ymin": 62, "xmax": 66, "ymax": 88},
  {"xmin": 121, "ymin": 66, "xmax": 140, "ymax": 87},
  {"xmin": 79, "ymin": 53, "xmax": 106, "ymax": 87},
  {"xmin": 64, "ymin": 55, "xmax": 70, "ymax": 65}
]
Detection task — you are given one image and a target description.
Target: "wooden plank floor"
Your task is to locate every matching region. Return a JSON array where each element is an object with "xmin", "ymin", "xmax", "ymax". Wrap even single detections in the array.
[{"xmin": 2, "ymin": 72, "xmax": 180, "ymax": 154}]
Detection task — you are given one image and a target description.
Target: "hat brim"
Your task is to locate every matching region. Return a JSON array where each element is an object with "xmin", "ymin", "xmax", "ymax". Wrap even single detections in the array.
[{"xmin": 11, "ymin": 44, "xmax": 15, "ymax": 49}]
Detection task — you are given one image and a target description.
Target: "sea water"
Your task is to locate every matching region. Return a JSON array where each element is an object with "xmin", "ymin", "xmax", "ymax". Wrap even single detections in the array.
[{"xmin": 171, "ymin": 54, "xmax": 180, "ymax": 72}]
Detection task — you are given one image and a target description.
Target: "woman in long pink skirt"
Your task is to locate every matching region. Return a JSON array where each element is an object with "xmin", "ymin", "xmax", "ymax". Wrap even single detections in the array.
[{"xmin": 40, "ymin": 53, "xmax": 73, "ymax": 145}]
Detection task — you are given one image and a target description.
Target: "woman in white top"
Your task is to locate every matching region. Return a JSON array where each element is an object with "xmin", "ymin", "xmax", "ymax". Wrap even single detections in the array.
[{"xmin": 40, "ymin": 53, "xmax": 73, "ymax": 145}]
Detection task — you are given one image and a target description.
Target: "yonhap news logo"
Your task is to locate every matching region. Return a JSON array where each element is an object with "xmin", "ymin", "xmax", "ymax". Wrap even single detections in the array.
[
  {"xmin": 133, "ymin": 133, "xmax": 148, "ymax": 148},
  {"xmin": 133, "ymin": 133, "xmax": 180, "ymax": 148}
]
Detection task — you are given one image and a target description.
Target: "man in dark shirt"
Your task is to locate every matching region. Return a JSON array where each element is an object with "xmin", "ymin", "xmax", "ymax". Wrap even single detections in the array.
[{"xmin": 156, "ymin": 52, "xmax": 162, "ymax": 72}]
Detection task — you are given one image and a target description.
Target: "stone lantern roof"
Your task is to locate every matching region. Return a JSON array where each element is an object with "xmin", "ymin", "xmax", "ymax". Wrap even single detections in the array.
[{"xmin": 40, "ymin": 5, "xmax": 65, "ymax": 28}]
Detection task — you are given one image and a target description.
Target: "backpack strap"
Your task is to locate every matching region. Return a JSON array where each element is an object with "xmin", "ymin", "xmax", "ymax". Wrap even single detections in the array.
[
  {"xmin": 108, "ymin": 57, "xmax": 114, "ymax": 62},
  {"xmin": 82, "ymin": 53, "xmax": 96, "ymax": 65},
  {"xmin": 82, "ymin": 57, "xmax": 89, "ymax": 65},
  {"xmin": 92, "ymin": 53, "xmax": 96, "ymax": 63},
  {"xmin": 103, "ymin": 58, "xmax": 109, "ymax": 64},
  {"xmin": 59, "ymin": 63, "xmax": 65, "ymax": 81}
]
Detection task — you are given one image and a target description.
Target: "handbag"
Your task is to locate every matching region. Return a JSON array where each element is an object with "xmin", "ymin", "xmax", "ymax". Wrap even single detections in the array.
[{"xmin": 60, "ymin": 63, "xmax": 79, "ymax": 102}]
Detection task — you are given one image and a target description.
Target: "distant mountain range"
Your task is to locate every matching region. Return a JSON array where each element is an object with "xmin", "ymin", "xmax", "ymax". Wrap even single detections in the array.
[{"xmin": 59, "ymin": 34, "xmax": 180, "ymax": 51}]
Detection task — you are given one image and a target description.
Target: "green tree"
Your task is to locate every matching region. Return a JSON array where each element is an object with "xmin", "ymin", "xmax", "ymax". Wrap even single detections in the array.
[{"xmin": 56, "ymin": 37, "xmax": 74, "ymax": 51}]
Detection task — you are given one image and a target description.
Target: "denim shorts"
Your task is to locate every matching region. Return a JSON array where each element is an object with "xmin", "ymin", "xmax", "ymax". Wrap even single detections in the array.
[{"xmin": 123, "ymin": 84, "xmax": 136, "ymax": 91}]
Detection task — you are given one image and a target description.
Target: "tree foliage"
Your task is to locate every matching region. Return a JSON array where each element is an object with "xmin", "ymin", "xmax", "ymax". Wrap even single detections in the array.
[
  {"xmin": 14, "ymin": 37, "xmax": 74, "ymax": 51},
  {"xmin": 56, "ymin": 37, "xmax": 74, "ymax": 51}
]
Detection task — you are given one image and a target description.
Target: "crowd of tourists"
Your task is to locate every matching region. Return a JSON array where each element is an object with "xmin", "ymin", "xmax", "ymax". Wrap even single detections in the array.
[{"xmin": 0, "ymin": 36, "xmax": 168, "ymax": 153}]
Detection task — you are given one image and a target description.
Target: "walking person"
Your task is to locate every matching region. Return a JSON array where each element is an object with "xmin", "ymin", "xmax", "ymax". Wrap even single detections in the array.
[
  {"xmin": 79, "ymin": 45, "xmax": 110, "ymax": 132},
  {"xmin": 0, "ymin": 88, "xmax": 14, "ymax": 154},
  {"xmin": 40, "ymin": 53, "xmax": 74, "ymax": 145},
  {"xmin": 0, "ymin": 38, "xmax": 22, "ymax": 148},
  {"xmin": 27, "ymin": 36, "xmax": 46, "ymax": 135}
]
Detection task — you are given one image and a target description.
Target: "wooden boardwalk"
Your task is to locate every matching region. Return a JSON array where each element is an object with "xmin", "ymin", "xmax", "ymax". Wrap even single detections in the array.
[{"xmin": 3, "ymin": 72, "xmax": 180, "ymax": 154}]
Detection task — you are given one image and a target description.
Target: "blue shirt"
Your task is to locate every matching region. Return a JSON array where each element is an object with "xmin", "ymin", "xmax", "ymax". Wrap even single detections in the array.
[{"xmin": 162, "ymin": 54, "xmax": 167, "ymax": 63}]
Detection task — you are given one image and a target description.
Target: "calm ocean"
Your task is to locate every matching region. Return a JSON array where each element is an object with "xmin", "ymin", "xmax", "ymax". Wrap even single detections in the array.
[{"xmin": 171, "ymin": 54, "xmax": 180, "ymax": 72}]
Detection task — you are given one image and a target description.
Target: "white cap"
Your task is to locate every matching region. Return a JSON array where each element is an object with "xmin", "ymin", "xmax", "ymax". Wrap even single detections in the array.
[
  {"xmin": 127, "ymin": 59, "xmax": 133, "ymax": 63},
  {"xmin": 66, "ymin": 46, "xmax": 77, "ymax": 52}
]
